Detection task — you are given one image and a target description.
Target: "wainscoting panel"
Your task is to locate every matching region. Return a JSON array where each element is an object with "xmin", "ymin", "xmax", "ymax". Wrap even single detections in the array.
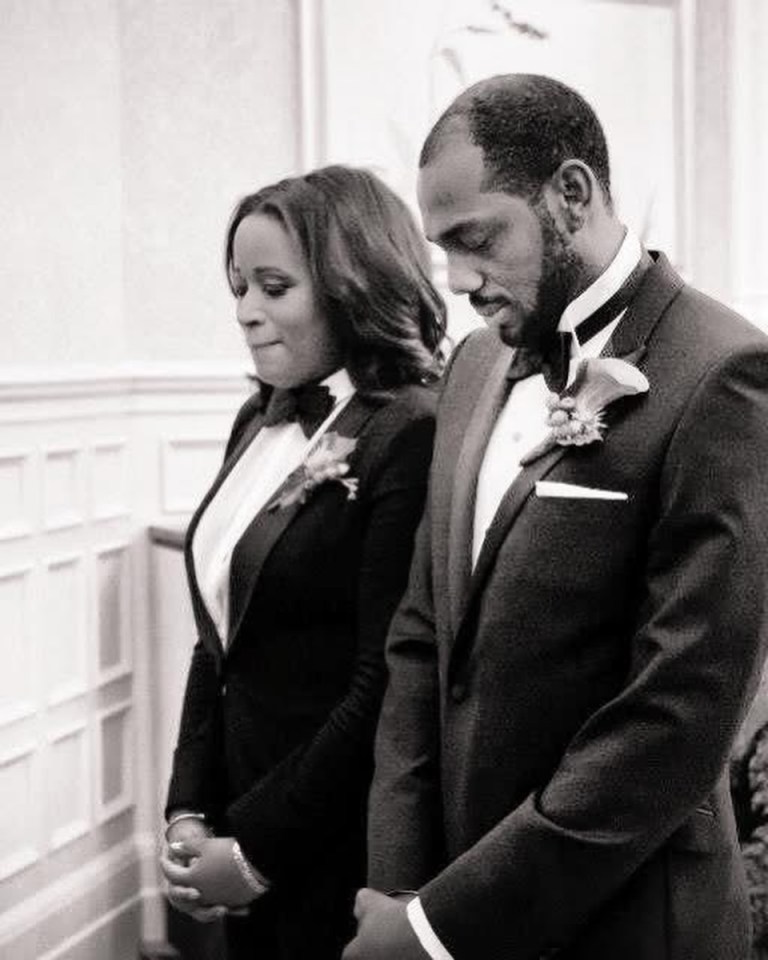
[
  {"xmin": 0, "ymin": 363, "xmax": 248, "ymax": 959},
  {"xmin": 0, "ymin": 450, "xmax": 35, "ymax": 543}
]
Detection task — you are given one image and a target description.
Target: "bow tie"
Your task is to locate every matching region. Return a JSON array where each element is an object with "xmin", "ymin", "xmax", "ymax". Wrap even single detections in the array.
[
  {"xmin": 262, "ymin": 382, "xmax": 336, "ymax": 437},
  {"xmin": 506, "ymin": 332, "xmax": 571, "ymax": 393},
  {"xmin": 507, "ymin": 251, "xmax": 652, "ymax": 393}
]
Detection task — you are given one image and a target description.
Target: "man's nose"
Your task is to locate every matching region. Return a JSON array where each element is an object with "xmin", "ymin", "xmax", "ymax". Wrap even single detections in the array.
[{"xmin": 446, "ymin": 255, "xmax": 482, "ymax": 296}]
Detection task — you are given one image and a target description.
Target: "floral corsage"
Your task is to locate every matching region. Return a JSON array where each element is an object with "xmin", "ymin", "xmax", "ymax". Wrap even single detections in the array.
[
  {"xmin": 521, "ymin": 356, "xmax": 649, "ymax": 465},
  {"xmin": 268, "ymin": 432, "xmax": 359, "ymax": 511}
]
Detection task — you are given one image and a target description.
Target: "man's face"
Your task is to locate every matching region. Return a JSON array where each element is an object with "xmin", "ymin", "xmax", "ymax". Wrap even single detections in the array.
[{"xmin": 417, "ymin": 125, "xmax": 580, "ymax": 348}]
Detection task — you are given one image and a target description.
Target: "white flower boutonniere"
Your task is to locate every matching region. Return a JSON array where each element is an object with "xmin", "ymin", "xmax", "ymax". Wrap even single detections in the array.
[
  {"xmin": 521, "ymin": 357, "xmax": 649, "ymax": 465},
  {"xmin": 268, "ymin": 431, "xmax": 359, "ymax": 511}
]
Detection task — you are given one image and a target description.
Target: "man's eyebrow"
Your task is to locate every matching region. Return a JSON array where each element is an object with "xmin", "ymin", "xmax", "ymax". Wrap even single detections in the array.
[{"xmin": 428, "ymin": 217, "xmax": 494, "ymax": 248}]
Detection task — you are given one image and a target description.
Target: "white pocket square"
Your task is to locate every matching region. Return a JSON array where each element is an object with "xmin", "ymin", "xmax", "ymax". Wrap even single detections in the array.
[{"xmin": 535, "ymin": 480, "xmax": 628, "ymax": 501}]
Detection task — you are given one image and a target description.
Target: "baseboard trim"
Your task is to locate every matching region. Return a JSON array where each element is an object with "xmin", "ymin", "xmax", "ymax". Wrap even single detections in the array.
[{"xmin": 0, "ymin": 838, "xmax": 143, "ymax": 959}]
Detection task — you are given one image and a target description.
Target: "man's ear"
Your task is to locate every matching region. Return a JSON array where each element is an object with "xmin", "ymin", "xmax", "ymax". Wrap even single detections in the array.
[{"xmin": 551, "ymin": 160, "xmax": 594, "ymax": 232}]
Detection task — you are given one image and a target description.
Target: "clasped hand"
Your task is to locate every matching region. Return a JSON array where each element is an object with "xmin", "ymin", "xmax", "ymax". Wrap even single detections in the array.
[
  {"xmin": 160, "ymin": 831, "xmax": 255, "ymax": 923},
  {"xmin": 342, "ymin": 889, "xmax": 429, "ymax": 960}
]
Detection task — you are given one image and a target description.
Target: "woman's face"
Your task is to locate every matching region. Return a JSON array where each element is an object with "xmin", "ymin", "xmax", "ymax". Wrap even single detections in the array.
[{"xmin": 230, "ymin": 213, "xmax": 342, "ymax": 388}]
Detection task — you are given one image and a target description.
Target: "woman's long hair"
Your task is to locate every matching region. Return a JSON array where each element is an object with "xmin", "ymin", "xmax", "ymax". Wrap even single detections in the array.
[{"xmin": 224, "ymin": 165, "xmax": 447, "ymax": 393}]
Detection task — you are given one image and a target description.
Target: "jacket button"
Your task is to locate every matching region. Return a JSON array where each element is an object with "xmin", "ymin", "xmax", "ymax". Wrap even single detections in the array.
[
  {"xmin": 450, "ymin": 682, "xmax": 467, "ymax": 703},
  {"xmin": 221, "ymin": 682, "xmax": 227, "ymax": 696}
]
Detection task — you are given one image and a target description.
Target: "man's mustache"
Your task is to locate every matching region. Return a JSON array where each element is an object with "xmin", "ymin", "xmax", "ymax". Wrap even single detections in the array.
[{"xmin": 469, "ymin": 294, "xmax": 508, "ymax": 315}]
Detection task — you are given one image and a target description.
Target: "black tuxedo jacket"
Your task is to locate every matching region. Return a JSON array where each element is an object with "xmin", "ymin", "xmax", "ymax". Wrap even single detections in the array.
[
  {"xmin": 368, "ymin": 254, "xmax": 768, "ymax": 959},
  {"xmin": 166, "ymin": 384, "xmax": 436, "ymax": 906}
]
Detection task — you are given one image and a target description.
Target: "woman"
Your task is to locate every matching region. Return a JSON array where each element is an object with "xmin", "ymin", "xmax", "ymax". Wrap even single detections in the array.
[{"xmin": 160, "ymin": 165, "xmax": 445, "ymax": 959}]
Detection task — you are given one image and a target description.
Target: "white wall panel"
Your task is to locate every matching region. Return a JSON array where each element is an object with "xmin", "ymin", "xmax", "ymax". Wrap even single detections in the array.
[
  {"xmin": 160, "ymin": 436, "xmax": 226, "ymax": 514},
  {"xmin": 0, "ymin": 746, "xmax": 39, "ymax": 880},
  {"xmin": 0, "ymin": 451, "xmax": 35, "ymax": 542},
  {"xmin": 44, "ymin": 555, "xmax": 88, "ymax": 706},
  {"xmin": 91, "ymin": 441, "xmax": 128, "ymax": 521},
  {"xmin": 43, "ymin": 448, "xmax": 85, "ymax": 532},
  {"xmin": 95, "ymin": 544, "xmax": 130, "ymax": 682},
  {"xmin": 97, "ymin": 705, "xmax": 132, "ymax": 823},
  {"xmin": 47, "ymin": 724, "xmax": 91, "ymax": 852},
  {"xmin": 0, "ymin": 565, "xmax": 34, "ymax": 723}
]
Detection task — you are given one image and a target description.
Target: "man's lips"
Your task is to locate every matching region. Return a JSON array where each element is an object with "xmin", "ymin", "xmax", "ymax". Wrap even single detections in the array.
[{"xmin": 470, "ymin": 298, "xmax": 508, "ymax": 319}]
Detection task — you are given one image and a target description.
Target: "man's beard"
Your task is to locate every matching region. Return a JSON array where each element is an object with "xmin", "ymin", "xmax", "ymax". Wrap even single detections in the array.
[{"xmin": 498, "ymin": 201, "xmax": 582, "ymax": 350}]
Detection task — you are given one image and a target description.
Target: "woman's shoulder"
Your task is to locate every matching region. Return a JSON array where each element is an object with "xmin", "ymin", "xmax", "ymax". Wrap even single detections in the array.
[
  {"xmin": 354, "ymin": 383, "xmax": 437, "ymax": 464},
  {"xmin": 364, "ymin": 381, "xmax": 438, "ymax": 430}
]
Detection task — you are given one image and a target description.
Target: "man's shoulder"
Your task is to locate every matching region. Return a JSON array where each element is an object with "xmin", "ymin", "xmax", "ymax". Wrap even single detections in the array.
[{"xmin": 656, "ymin": 278, "xmax": 768, "ymax": 365}]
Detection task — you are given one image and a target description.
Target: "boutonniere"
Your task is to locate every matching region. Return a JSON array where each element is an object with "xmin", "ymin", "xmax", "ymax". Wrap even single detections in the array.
[
  {"xmin": 268, "ymin": 432, "xmax": 359, "ymax": 511},
  {"xmin": 520, "ymin": 356, "xmax": 649, "ymax": 465}
]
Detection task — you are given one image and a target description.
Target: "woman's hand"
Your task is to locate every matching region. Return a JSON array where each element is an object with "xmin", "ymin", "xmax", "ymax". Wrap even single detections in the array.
[
  {"xmin": 163, "ymin": 836, "xmax": 258, "ymax": 909},
  {"xmin": 161, "ymin": 816, "xmax": 227, "ymax": 923}
]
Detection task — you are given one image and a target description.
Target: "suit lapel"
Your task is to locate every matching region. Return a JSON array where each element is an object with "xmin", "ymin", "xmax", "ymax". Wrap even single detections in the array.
[
  {"xmin": 448, "ymin": 346, "xmax": 513, "ymax": 634},
  {"xmin": 461, "ymin": 443, "xmax": 568, "ymax": 633},
  {"xmin": 226, "ymin": 395, "xmax": 378, "ymax": 649},
  {"xmin": 183, "ymin": 391, "xmax": 267, "ymax": 660},
  {"xmin": 452, "ymin": 250, "xmax": 685, "ymax": 647},
  {"xmin": 606, "ymin": 250, "xmax": 683, "ymax": 359}
]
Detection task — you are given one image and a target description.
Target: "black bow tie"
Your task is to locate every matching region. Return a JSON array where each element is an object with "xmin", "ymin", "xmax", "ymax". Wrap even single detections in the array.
[
  {"xmin": 506, "ymin": 332, "xmax": 571, "ymax": 393},
  {"xmin": 262, "ymin": 382, "xmax": 335, "ymax": 437},
  {"xmin": 506, "ymin": 251, "xmax": 652, "ymax": 393}
]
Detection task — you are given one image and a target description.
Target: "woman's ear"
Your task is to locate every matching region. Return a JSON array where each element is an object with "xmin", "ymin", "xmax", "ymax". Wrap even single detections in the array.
[{"xmin": 552, "ymin": 160, "xmax": 594, "ymax": 233}]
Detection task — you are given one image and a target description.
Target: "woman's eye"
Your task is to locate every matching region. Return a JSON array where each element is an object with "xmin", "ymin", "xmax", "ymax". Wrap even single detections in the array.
[
  {"xmin": 233, "ymin": 285, "xmax": 247, "ymax": 299},
  {"xmin": 263, "ymin": 283, "xmax": 289, "ymax": 298}
]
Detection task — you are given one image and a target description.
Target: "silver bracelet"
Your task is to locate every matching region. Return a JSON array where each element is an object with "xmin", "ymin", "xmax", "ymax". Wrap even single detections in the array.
[
  {"xmin": 231, "ymin": 840, "xmax": 270, "ymax": 897},
  {"xmin": 164, "ymin": 812, "xmax": 206, "ymax": 841}
]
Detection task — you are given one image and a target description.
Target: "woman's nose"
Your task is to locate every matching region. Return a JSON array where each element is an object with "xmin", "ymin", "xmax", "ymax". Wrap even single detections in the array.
[{"xmin": 236, "ymin": 290, "xmax": 267, "ymax": 327}]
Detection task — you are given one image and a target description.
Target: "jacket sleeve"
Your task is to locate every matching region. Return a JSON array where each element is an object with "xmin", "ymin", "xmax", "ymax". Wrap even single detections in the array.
[
  {"xmin": 164, "ymin": 391, "xmax": 261, "ymax": 818},
  {"xmin": 417, "ymin": 346, "xmax": 768, "ymax": 958},
  {"xmin": 224, "ymin": 396, "xmax": 436, "ymax": 883},
  {"xmin": 366, "ymin": 494, "xmax": 446, "ymax": 891},
  {"xmin": 367, "ymin": 331, "xmax": 481, "ymax": 892},
  {"xmin": 165, "ymin": 639, "xmax": 223, "ymax": 817}
]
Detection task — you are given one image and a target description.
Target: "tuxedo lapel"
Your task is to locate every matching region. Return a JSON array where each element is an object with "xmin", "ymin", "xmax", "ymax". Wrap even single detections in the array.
[
  {"xmin": 452, "ymin": 250, "xmax": 685, "ymax": 648},
  {"xmin": 226, "ymin": 395, "xmax": 378, "ymax": 649},
  {"xmin": 605, "ymin": 251, "xmax": 683, "ymax": 359},
  {"xmin": 462, "ymin": 443, "xmax": 568, "ymax": 630},
  {"xmin": 448, "ymin": 347, "xmax": 513, "ymax": 634},
  {"xmin": 183, "ymin": 391, "xmax": 266, "ymax": 659}
]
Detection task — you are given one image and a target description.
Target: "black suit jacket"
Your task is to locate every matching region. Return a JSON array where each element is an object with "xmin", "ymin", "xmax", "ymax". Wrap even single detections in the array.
[
  {"xmin": 368, "ymin": 254, "xmax": 768, "ymax": 959},
  {"xmin": 167, "ymin": 384, "xmax": 436, "ymax": 897}
]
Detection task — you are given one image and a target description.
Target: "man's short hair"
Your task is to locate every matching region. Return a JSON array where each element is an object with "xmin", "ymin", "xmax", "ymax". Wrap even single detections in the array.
[{"xmin": 420, "ymin": 74, "xmax": 611, "ymax": 204}]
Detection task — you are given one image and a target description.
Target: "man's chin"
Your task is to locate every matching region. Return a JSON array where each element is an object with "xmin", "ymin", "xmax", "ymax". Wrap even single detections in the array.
[{"xmin": 494, "ymin": 317, "xmax": 528, "ymax": 348}]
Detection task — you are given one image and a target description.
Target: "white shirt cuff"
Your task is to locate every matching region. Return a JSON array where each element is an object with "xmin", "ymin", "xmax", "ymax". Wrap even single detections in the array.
[{"xmin": 406, "ymin": 896, "xmax": 454, "ymax": 960}]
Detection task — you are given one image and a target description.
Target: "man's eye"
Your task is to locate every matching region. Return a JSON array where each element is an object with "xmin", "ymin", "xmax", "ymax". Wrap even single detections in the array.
[{"xmin": 465, "ymin": 236, "xmax": 491, "ymax": 253}]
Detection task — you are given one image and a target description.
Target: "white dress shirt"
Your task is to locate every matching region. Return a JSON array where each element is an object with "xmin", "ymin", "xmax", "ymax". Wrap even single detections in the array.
[
  {"xmin": 192, "ymin": 368, "xmax": 355, "ymax": 644},
  {"xmin": 473, "ymin": 229, "xmax": 642, "ymax": 564},
  {"xmin": 408, "ymin": 229, "xmax": 642, "ymax": 960}
]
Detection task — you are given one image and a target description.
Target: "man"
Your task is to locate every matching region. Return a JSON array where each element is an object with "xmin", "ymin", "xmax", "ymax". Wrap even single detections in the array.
[{"xmin": 343, "ymin": 74, "xmax": 768, "ymax": 959}]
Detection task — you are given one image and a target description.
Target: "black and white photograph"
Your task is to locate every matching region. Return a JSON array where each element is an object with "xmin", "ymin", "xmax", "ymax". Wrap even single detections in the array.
[{"xmin": 2, "ymin": 2, "xmax": 768, "ymax": 959}]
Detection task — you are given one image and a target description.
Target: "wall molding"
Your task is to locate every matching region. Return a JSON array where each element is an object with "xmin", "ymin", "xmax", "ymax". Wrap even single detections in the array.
[
  {"xmin": 0, "ymin": 363, "xmax": 250, "ymax": 404},
  {"xmin": 0, "ymin": 837, "xmax": 141, "ymax": 950}
]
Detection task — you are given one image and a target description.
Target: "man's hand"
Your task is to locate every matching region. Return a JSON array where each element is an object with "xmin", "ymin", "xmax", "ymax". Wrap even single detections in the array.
[
  {"xmin": 161, "ymin": 836, "xmax": 255, "ymax": 910},
  {"xmin": 342, "ymin": 888, "xmax": 429, "ymax": 960}
]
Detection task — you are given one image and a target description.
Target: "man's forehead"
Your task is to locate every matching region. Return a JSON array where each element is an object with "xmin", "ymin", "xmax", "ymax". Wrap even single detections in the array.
[
  {"xmin": 417, "ymin": 145, "xmax": 490, "ymax": 244},
  {"xmin": 418, "ymin": 135, "xmax": 486, "ymax": 205}
]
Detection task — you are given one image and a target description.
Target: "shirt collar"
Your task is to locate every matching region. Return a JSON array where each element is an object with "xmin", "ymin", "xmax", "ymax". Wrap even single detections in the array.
[
  {"xmin": 321, "ymin": 367, "xmax": 355, "ymax": 402},
  {"xmin": 558, "ymin": 229, "xmax": 642, "ymax": 341}
]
